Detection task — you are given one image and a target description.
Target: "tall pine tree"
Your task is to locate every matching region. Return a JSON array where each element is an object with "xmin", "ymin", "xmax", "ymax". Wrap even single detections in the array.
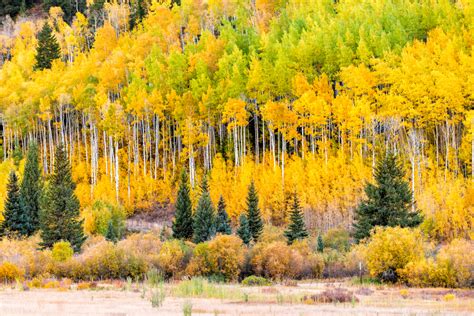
[
  {"xmin": 192, "ymin": 177, "xmax": 216, "ymax": 243},
  {"xmin": 237, "ymin": 214, "xmax": 251, "ymax": 246},
  {"xmin": 172, "ymin": 170, "xmax": 193, "ymax": 239},
  {"xmin": 284, "ymin": 192, "xmax": 308, "ymax": 244},
  {"xmin": 34, "ymin": 23, "xmax": 61, "ymax": 71},
  {"xmin": 246, "ymin": 181, "xmax": 263, "ymax": 242},
  {"xmin": 215, "ymin": 195, "xmax": 232, "ymax": 235},
  {"xmin": 20, "ymin": 143, "xmax": 42, "ymax": 236},
  {"xmin": 353, "ymin": 153, "xmax": 423, "ymax": 242},
  {"xmin": 0, "ymin": 171, "xmax": 25, "ymax": 237},
  {"xmin": 39, "ymin": 144, "xmax": 85, "ymax": 252}
]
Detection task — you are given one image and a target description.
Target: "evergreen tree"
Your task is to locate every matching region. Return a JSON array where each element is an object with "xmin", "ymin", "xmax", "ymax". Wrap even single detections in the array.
[
  {"xmin": 317, "ymin": 234, "xmax": 324, "ymax": 252},
  {"xmin": 172, "ymin": 170, "xmax": 193, "ymax": 239},
  {"xmin": 246, "ymin": 181, "xmax": 263, "ymax": 242},
  {"xmin": 353, "ymin": 153, "xmax": 423, "ymax": 242},
  {"xmin": 0, "ymin": 171, "xmax": 25, "ymax": 237},
  {"xmin": 192, "ymin": 177, "xmax": 216, "ymax": 243},
  {"xmin": 19, "ymin": 143, "xmax": 42, "ymax": 236},
  {"xmin": 105, "ymin": 220, "xmax": 118, "ymax": 243},
  {"xmin": 215, "ymin": 195, "xmax": 232, "ymax": 235},
  {"xmin": 39, "ymin": 144, "xmax": 86, "ymax": 252},
  {"xmin": 284, "ymin": 192, "xmax": 309, "ymax": 244},
  {"xmin": 34, "ymin": 23, "xmax": 61, "ymax": 71},
  {"xmin": 42, "ymin": 0, "xmax": 86, "ymax": 22},
  {"xmin": 237, "ymin": 214, "xmax": 251, "ymax": 245}
]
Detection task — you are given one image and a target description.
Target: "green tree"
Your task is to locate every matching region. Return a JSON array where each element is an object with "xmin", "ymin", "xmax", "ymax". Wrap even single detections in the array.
[
  {"xmin": 172, "ymin": 170, "xmax": 193, "ymax": 239},
  {"xmin": 246, "ymin": 181, "xmax": 263, "ymax": 242},
  {"xmin": 39, "ymin": 144, "xmax": 86, "ymax": 252},
  {"xmin": 34, "ymin": 23, "xmax": 61, "ymax": 71},
  {"xmin": 353, "ymin": 153, "xmax": 423, "ymax": 242},
  {"xmin": 215, "ymin": 195, "xmax": 232, "ymax": 235},
  {"xmin": 192, "ymin": 177, "xmax": 216, "ymax": 243},
  {"xmin": 42, "ymin": 0, "xmax": 86, "ymax": 22},
  {"xmin": 237, "ymin": 214, "xmax": 251, "ymax": 245},
  {"xmin": 105, "ymin": 220, "xmax": 118, "ymax": 243},
  {"xmin": 19, "ymin": 143, "xmax": 42, "ymax": 236},
  {"xmin": 317, "ymin": 234, "xmax": 324, "ymax": 252},
  {"xmin": 284, "ymin": 192, "xmax": 308, "ymax": 244},
  {"xmin": 0, "ymin": 171, "xmax": 25, "ymax": 237}
]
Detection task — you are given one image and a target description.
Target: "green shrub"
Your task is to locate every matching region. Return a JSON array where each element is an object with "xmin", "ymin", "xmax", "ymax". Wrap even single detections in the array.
[{"xmin": 241, "ymin": 275, "xmax": 272, "ymax": 286}]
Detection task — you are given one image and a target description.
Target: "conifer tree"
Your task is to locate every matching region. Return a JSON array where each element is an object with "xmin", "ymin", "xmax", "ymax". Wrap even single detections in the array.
[
  {"xmin": 0, "ymin": 171, "xmax": 24, "ymax": 237},
  {"xmin": 353, "ymin": 153, "xmax": 423, "ymax": 242},
  {"xmin": 20, "ymin": 143, "xmax": 42, "ymax": 236},
  {"xmin": 284, "ymin": 192, "xmax": 308, "ymax": 244},
  {"xmin": 34, "ymin": 23, "xmax": 61, "ymax": 71},
  {"xmin": 215, "ymin": 195, "xmax": 232, "ymax": 235},
  {"xmin": 39, "ymin": 144, "xmax": 85, "ymax": 252},
  {"xmin": 246, "ymin": 181, "xmax": 263, "ymax": 242},
  {"xmin": 192, "ymin": 177, "xmax": 216, "ymax": 243},
  {"xmin": 105, "ymin": 220, "xmax": 118, "ymax": 243},
  {"xmin": 237, "ymin": 214, "xmax": 251, "ymax": 246},
  {"xmin": 317, "ymin": 234, "xmax": 324, "ymax": 252},
  {"xmin": 172, "ymin": 170, "xmax": 193, "ymax": 239}
]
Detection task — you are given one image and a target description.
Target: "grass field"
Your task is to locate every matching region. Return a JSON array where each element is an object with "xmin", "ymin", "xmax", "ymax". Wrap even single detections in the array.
[{"xmin": 0, "ymin": 279, "xmax": 473, "ymax": 315}]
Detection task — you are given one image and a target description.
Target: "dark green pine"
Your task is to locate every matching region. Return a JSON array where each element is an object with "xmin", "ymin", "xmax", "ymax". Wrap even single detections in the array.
[
  {"xmin": 0, "ymin": 171, "xmax": 25, "ymax": 237},
  {"xmin": 192, "ymin": 177, "xmax": 216, "ymax": 244},
  {"xmin": 172, "ymin": 170, "xmax": 194, "ymax": 240},
  {"xmin": 353, "ymin": 153, "xmax": 423, "ymax": 242},
  {"xmin": 39, "ymin": 144, "xmax": 86, "ymax": 252},
  {"xmin": 215, "ymin": 195, "xmax": 232, "ymax": 235},
  {"xmin": 284, "ymin": 192, "xmax": 309, "ymax": 244},
  {"xmin": 317, "ymin": 234, "xmax": 324, "ymax": 252},
  {"xmin": 246, "ymin": 181, "xmax": 263, "ymax": 242},
  {"xmin": 34, "ymin": 23, "xmax": 61, "ymax": 71},
  {"xmin": 237, "ymin": 214, "xmax": 251, "ymax": 246},
  {"xmin": 105, "ymin": 220, "xmax": 118, "ymax": 243},
  {"xmin": 20, "ymin": 143, "xmax": 42, "ymax": 236}
]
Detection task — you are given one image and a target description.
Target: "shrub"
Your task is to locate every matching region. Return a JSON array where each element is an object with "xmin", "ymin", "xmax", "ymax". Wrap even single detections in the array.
[
  {"xmin": 207, "ymin": 235, "xmax": 244, "ymax": 281},
  {"xmin": 82, "ymin": 200, "xmax": 126, "ymax": 237},
  {"xmin": 52, "ymin": 241, "xmax": 74, "ymax": 262},
  {"xmin": 436, "ymin": 238, "xmax": 474, "ymax": 287},
  {"xmin": 117, "ymin": 232, "xmax": 161, "ymax": 270},
  {"xmin": 0, "ymin": 261, "xmax": 24, "ymax": 283},
  {"xmin": 323, "ymin": 228, "xmax": 351, "ymax": 252},
  {"xmin": 186, "ymin": 242, "xmax": 214, "ymax": 277},
  {"xmin": 251, "ymin": 241, "xmax": 293, "ymax": 280},
  {"xmin": 158, "ymin": 239, "xmax": 190, "ymax": 278},
  {"xmin": 303, "ymin": 288, "xmax": 358, "ymax": 304},
  {"xmin": 241, "ymin": 275, "xmax": 272, "ymax": 286},
  {"xmin": 365, "ymin": 227, "xmax": 425, "ymax": 282}
]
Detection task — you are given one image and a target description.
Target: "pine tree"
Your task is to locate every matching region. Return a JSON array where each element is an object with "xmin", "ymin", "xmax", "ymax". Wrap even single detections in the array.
[
  {"xmin": 317, "ymin": 234, "xmax": 324, "ymax": 252},
  {"xmin": 39, "ymin": 144, "xmax": 86, "ymax": 252},
  {"xmin": 0, "ymin": 171, "xmax": 25, "ymax": 237},
  {"xmin": 105, "ymin": 220, "xmax": 118, "ymax": 243},
  {"xmin": 353, "ymin": 153, "xmax": 423, "ymax": 242},
  {"xmin": 246, "ymin": 181, "xmax": 263, "ymax": 242},
  {"xmin": 192, "ymin": 177, "xmax": 216, "ymax": 243},
  {"xmin": 215, "ymin": 195, "xmax": 232, "ymax": 235},
  {"xmin": 19, "ymin": 143, "xmax": 42, "ymax": 236},
  {"xmin": 34, "ymin": 23, "xmax": 61, "ymax": 71},
  {"xmin": 237, "ymin": 214, "xmax": 251, "ymax": 246},
  {"xmin": 284, "ymin": 192, "xmax": 309, "ymax": 244},
  {"xmin": 172, "ymin": 170, "xmax": 193, "ymax": 239}
]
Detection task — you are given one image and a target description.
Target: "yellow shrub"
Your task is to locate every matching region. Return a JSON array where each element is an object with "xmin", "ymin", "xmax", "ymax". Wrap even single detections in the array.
[
  {"xmin": 251, "ymin": 241, "xmax": 293, "ymax": 280},
  {"xmin": 117, "ymin": 232, "xmax": 161, "ymax": 268},
  {"xmin": 436, "ymin": 238, "xmax": 474, "ymax": 287},
  {"xmin": 207, "ymin": 235, "xmax": 244, "ymax": 281},
  {"xmin": 52, "ymin": 241, "xmax": 74, "ymax": 262},
  {"xmin": 158, "ymin": 239, "xmax": 189, "ymax": 278},
  {"xmin": 186, "ymin": 242, "xmax": 214, "ymax": 277},
  {"xmin": 0, "ymin": 261, "xmax": 24, "ymax": 282},
  {"xmin": 365, "ymin": 227, "xmax": 425, "ymax": 282}
]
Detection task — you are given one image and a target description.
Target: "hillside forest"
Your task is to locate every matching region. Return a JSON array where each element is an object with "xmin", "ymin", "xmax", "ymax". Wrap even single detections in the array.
[{"xmin": 0, "ymin": 0, "xmax": 473, "ymax": 283}]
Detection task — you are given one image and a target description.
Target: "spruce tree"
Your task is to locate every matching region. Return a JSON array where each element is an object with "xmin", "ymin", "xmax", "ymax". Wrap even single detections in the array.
[
  {"xmin": 353, "ymin": 153, "xmax": 423, "ymax": 242},
  {"xmin": 215, "ymin": 195, "xmax": 232, "ymax": 235},
  {"xmin": 237, "ymin": 214, "xmax": 251, "ymax": 246},
  {"xmin": 246, "ymin": 181, "xmax": 263, "ymax": 242},
  {"xmin": 20, "ymin": 143, "xmax": 42, "ymax": 236},
  {"xmin": 172, "ymin": 170, "xmax": 193, "ymax": 239},
  {"xmin": 39, "ymin": 144, "xmax": 86, "ymax": 252},
  {"xmin": 105, "ymin": 220, "xmax": 118, "ymax": 243},
  {"xmin": 284, "ymin": 192, "xmax": 308, "ymax": 244},
  {"xmin": 317, "ymin": 234, "xmax": 324, "ymax": 252},
  {"xmin": 192, "ymin": 177, "xmax": 216, "ymax": 243},
  {"xmin": 34, "ymin": 23, "xmax": 61, "ymax": 71},
  {"xmin": 0, "ymin": 171, "xmax": 25, "ymax": 237}
]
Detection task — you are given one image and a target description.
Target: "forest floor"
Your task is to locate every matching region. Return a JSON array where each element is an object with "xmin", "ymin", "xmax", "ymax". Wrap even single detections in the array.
[{"xmin": 0, "ymin": 280, "xmax": 473, "ymax": 315}]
